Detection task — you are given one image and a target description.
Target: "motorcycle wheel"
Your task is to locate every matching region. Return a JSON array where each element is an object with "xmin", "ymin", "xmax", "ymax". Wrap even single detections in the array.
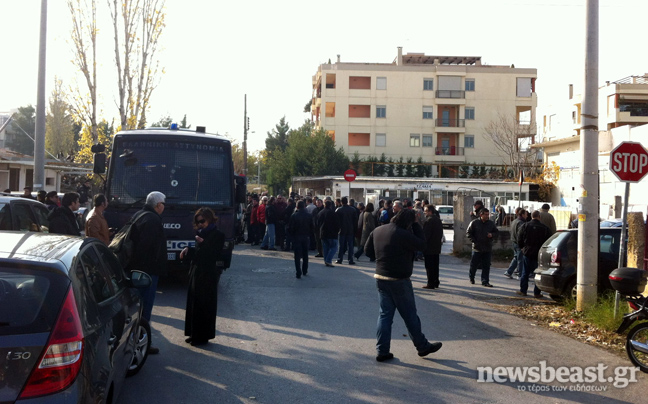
[
  {"xmin": 127, "ymin": 317, "xmax": 151, "ymax": 377},
  {"xmin": 626, "ymin": 322, "xmax": 648, "ymax": 373}
]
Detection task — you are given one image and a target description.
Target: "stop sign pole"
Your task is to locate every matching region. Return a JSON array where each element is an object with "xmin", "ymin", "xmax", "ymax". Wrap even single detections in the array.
[{"xmin": 610, "ymin": 141, "xmax": 648, "ymax": 316}]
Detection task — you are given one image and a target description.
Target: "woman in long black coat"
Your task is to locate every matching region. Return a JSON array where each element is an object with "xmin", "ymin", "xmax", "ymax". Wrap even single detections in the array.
[{"xmin": 180, "ymin": 207, "xmax": 225, "ymax": 346}]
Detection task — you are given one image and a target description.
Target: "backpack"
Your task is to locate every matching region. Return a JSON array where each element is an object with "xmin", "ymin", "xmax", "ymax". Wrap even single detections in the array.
[{"xmin": 109, "ymin": 210, "xmax": 153, "ymax": 269}]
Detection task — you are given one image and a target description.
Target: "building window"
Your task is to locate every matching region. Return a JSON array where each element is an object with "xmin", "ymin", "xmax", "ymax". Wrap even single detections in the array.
[
  {"xmin": 422, "ymin": 135, "xmax": 433, "ymax": 147},
  {"xmin": 325, "ymin": 102, "xmax": 335, "ymax": 117},
  {"xmin": 410, "ymin": 134, "xmax": 420, "ymax": 147},
  {"xmin": 376, "ymin": 133, "xmax": 386, "ymax": 147},
  {"xmin": 349, "ymin": 105, "xmax": 370, "ymax": 118},
  {"xmin": 516, "ymin": 77, "xmax": 533, "ymax": 97},
  {"xmin": 423, "ymin": 79, "xmax": 434, "ymax": 91},
  {"xmin": 326, "ymin": 74, "xmax": 336, "ymax": 89},
  {"xmin": 422, "ymin": 106, "xmax": 433, "ymax": 119},
  {"xmin": 465, "ymin": 79, "xmax": 475, "ymax": 91},
  {"xmin": 348, "ymin": 133, "xmax": 370, "ymax": 146},
  {"xmin": 464, "ymin": 135, "xmax": 475, "ymax": 148},
  {"xmin": 377, "ymin": 77, "xmax": 387, "ymax": 90},
  {"xmin": 465, "ymin": 107, "xmax": 475, "ymax": 120},
  {"xmin": 349, "ymin": 76, "xmax": 371, "ymax": 90},
  {"xmin": 376, "ymin": 105, "xmax": 386, "ymax": 118}
]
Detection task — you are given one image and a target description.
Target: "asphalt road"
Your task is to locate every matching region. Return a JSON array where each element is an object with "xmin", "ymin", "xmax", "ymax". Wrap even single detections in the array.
[{"xmin": 120, "ymin": 229, "xmax": 646, "ymax": 403}]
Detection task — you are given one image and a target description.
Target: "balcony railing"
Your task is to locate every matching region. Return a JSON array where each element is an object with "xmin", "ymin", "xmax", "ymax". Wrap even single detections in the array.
[
  {"xmin": 435, "ymin": 119, "xmax": 465, "ymax": 128},
  {"xmin": 435, "ymin": 147, "xmax": 464, "ymax": 156},
  {"xmin": 436, "ymin": 90, "xmax": 465, "ymax": 99}
]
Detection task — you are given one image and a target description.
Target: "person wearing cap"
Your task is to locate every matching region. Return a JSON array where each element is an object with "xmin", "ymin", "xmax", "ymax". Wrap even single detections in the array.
[
  {"xmin": 466, "ymin": 207, "xmax": 498, "ymax": 287},
  {"xmin": 127, "ymin": 191, "xmax": 168, "ymax": 354},
  {"xmin": 45, "ymin": 191, "xmax": 60, "ymax": 211},
  {"xmin": 21, "ymin": 186, "xmax": 36, "ymax": 200},
  {"xmin": 470, "ymin": 200, "xmax": 484, "ymax": 220}
]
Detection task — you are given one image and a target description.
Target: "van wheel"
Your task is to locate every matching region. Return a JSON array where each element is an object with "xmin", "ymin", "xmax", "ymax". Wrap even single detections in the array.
[{"xmin": 127, "ymin": 317, "xmax": 151, "ymax": 377}]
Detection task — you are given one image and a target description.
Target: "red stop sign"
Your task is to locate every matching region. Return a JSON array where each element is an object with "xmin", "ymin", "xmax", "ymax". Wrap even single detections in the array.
[
  {"xmin": 609, "ymin": 141, "xmax": 648, "ymax": 182},
  {"xmin": 344, "ymin": 169, "xmax": 357, "ymax": 182}
]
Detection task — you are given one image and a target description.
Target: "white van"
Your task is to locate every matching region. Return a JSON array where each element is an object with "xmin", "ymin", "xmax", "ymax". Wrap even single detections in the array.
[{"xmin": 436, "ymin": 205, "xmax": 454, "ymax": 228}]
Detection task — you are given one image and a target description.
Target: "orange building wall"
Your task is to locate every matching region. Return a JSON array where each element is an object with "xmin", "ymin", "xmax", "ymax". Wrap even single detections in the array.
[
  {"xmin": 348, "ymin": 133, "xmax": 370, "ymax": 146},
  {"xmin": 349, "ymin": 105, "xmax": 370, "ymax": 118}
]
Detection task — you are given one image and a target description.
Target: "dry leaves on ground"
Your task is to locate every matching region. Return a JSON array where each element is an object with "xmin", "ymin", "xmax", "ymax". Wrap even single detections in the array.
[{"xmin": 501, "ymin": 301, "xmax": 627, "ymax": 354}]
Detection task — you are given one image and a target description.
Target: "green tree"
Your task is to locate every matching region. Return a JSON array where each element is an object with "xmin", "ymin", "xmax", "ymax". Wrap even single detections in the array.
[
  {"xmin": 416, "ymin": 157, "xmax": 426, "ymax": 177},
  {"xmin": 405, "ymin": 157, "xmax": 415, "ymax": 177},
  {"xmin": 46, "ymin": 79, "xmax": 76, "ymax": 158},
  {"xmin": 395, "ymin": 157, "xmax": 405, "ymax": 177},
  {"xmin": 265, "ymin": 116, "xmax": 290, "ymax": 153},
  {"xmin": 5, "ymin": 105, "xmax": 36, "ymax": 156},
  {"xmin": 374, "ymin": 153, "xmax": 386, "ymax": 176},
  {"xmin": 75, "ymin": 119, "xmax": 114, "ymax": 164},
  {"xmin": 386, "ymin": 157, "xmax": 395, "ymax": 177},
  {"xmin": 350, "ymin": 151, "xmax": 362, "ymax": 174},
  {"xmin": 151, "ymin": 115, "xmax": 172, "ymax": 128}
]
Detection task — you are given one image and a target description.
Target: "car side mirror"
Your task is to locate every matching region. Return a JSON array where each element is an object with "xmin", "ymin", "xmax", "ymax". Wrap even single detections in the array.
[{"xmin": 129, "ymin": 270, "xmax": 152, "ymax": 289}]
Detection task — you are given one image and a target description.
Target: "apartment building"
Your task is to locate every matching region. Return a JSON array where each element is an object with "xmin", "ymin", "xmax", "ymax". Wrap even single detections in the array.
[
  {"xmin": 311, "ymin": 47, "xmax": 538, "ymax": 177},
  {"xmin": 535, "ymin": 74, "xmax": 648, "ymax": 214}
]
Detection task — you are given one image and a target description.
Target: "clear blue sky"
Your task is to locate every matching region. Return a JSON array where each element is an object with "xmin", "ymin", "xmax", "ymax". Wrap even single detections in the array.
[{"xmin": 3, "ymin": 0, "xmax": 647, "ymax": 152}]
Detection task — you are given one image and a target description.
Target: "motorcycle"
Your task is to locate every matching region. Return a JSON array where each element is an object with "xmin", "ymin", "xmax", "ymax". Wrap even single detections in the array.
[{"xmin": 610, "ymin": 267, "xmax": 648, "ymax": 373}]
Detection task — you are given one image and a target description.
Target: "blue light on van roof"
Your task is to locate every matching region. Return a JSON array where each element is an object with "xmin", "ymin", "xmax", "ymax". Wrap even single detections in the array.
[{"xmin": 170, "ymin": 123, "xmax": 179, "ymax": 130}]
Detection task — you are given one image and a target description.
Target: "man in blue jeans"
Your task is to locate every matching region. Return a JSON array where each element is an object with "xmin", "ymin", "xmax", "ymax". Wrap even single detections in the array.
[
  {"xmin": 516, "ymin": 210, "xmax": 552, "ymax": 298},
  {"xmin": 318, "ymin": 200, "xmax": 340, "ymax": 267},
  {"xmin": 466, "ymin": 208, "xmax": 499, "ymax": 287},
  {"xmin": 335, "ymin": 197, "xmax": 357, "ymax": 265},
  {"xmin": 365, "ymin": 209, "xmax": 442, "ymax": 362},
  {"xmin": 504, "ymin": 208, "xmax": 527, "ymax": 278}
]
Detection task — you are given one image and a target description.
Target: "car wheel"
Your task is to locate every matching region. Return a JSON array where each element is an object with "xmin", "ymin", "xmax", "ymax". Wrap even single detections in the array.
[
  {"xmin": 126, "ymin": 317, "xmax": 151, "ymax": 377},
  {"xmin": 626, "ymin": 322, "xmax": 648, "ymax": 373},
  {"xmin": 562, "ymin": 279, "xmax": 577, "ymax": 301}
]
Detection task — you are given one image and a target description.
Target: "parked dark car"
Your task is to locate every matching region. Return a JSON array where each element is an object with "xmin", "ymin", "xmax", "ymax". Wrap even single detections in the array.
[
  {"xmin": 534, "ymin": 227, "xmax": 623, "ymax": 301},
  {"xmin": 0, "ymin": 195, "xmax": 51, "ymax": 232},
  {"xmin": 0, "ymin": 231, "xmax": 152, "ymax": 403}
]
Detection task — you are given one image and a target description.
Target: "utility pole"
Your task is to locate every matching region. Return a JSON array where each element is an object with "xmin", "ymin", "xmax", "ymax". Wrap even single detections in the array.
[
  {"xmin": 577, "ymin": 0, "xmax": 599, "ymax": 310},
  {"xmin": 243, "ymin": 94, "xmax": 248, "ymax": 177},
  {"xmin": 34, "ymin": 0, "xmax": 47, "ymax": 190}
]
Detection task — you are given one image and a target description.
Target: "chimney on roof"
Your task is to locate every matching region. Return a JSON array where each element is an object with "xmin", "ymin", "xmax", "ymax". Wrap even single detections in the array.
[
  {"xmin": 337, "ymin": 54, "xmax": 340, "ymax": 63},
  {"xmin": 434, "ymin": 58, "xmax": 440, "ymax": 65},
  {"xmin": 569, "ymin": 84, "xmax": 573, "ymax": 99},
  {"xmin": 397, "ymin": 47, "xmax": 403, "ymax": 66}
]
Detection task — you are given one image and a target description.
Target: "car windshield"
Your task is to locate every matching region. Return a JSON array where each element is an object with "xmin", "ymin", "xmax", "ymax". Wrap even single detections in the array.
[
  {"xmin": 108, "ymin": 138, "xmax": 233, "ymax": 208},
  {"xmin": 438, "ymin": 207, "xmax": 453, "ymax": 214}
]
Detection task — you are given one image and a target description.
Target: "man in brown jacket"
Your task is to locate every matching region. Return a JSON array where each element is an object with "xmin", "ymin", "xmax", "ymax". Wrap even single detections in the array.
[{"xmin": 85, "ymin": 194, "xmax": 110, "ymax": 244}]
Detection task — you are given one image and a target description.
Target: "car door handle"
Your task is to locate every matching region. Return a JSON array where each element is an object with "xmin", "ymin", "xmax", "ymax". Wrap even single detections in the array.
[
  {"xmin": 108, "ymin": 335, "xmax": 117, "ymax": 345},
  {"xmin": 125, "ymin": 316, "xmax": 132, "ymax": 325}
]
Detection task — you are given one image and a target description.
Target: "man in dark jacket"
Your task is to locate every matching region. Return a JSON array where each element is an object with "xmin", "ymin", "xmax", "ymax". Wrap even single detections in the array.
[
  {"xmin": 77, "ymin": 180, "xmax": 92, "ymax": 208},
  {"xmin": 466, "ymin": 208, "xmax": 499, "ymax": 287},
  {"xmin": 516, "ymin": 210, "xmax": 552, "ymax": 298},
  {"xmin": 335, "ymin": 196, "xmax": 358, "ymax": 265},
  {"xmin": 274, "ymin": 194, "xmax": 287, "ymax": 249},
  {"xmin": 318, "ymin": 200, "xmax": 339, "ymax": 267},
  {"xmin": 283, "ymin": 198, "xmax": 296, "ymax": 250},
  {"xmin": 48, "ymin": 192, "xmax": 81, "ymax": 236},
  {"xmin": 288, "ymin": 201, "xmax": 313, "ymax": 278},
  {"xmin": 313, "ymin": 198, "xmax": 324, "ymax": 257},
  {"xmin": 129, "ymin": 191, "xmax": 167, "ymax": 354},
  {"xmin": 260, "ymin": 197, "xmax": 277, "ymax": 250},
  {"xmin": 423, "ymin": 205, "xmax": 444, "ymax": 289},
  {"xmin": 365, "ymin": 209, "xmax": 442, "ymax": 362}
]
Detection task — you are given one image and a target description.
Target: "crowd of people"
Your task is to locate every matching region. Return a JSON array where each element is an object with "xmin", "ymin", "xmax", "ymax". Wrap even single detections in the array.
[{"xmin": 12, "ymin": 180, "xmax": 557, "ymax": 362}]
